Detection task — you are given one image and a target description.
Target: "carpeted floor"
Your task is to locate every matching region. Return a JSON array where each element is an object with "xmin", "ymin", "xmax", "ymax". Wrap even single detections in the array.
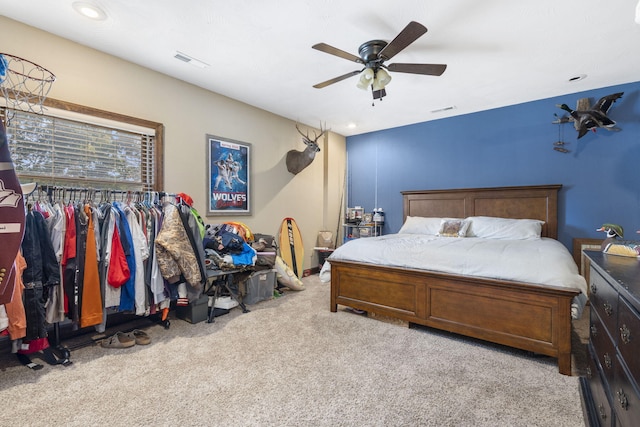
[{"xmin": 0, "ymin": 274, "xmax": 587, "ymax": 426}]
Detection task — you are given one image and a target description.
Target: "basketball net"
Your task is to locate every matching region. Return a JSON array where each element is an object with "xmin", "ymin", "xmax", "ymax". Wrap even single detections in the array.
[{"xmin": 0, "ymin": 53, "xmax": 56, "ymax": 126}]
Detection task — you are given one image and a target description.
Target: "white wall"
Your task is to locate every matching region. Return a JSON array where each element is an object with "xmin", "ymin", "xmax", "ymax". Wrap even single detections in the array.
[{"xmin": 1, "ymin": 16, "xmax": 346, "ymax": 270}]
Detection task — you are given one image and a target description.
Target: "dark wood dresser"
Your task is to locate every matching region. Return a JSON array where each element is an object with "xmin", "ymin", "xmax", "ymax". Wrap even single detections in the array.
[{"xmin": 581, "ymin": 251, "xmax": 640, "ymax": 427}]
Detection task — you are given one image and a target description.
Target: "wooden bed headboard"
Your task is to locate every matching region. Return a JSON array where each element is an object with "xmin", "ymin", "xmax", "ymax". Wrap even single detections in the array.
[{"xmin": 401, "ymin": 184, "xmax": 561, "ymax": 239}]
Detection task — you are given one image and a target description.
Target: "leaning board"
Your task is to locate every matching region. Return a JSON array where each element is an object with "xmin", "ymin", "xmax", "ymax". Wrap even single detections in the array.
[
  {"xmin": 0, "ymin": 122, "xmax": 27, "ymax": 304},
  {"xmin": 278, "ymin": 217, "xmax": 304, "ymax": 278}
]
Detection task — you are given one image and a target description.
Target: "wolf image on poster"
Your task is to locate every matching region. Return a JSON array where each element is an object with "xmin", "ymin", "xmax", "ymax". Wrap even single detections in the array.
[{"xmin": 206, "ymin": 135, "xmax": 251, "ymax": 216}]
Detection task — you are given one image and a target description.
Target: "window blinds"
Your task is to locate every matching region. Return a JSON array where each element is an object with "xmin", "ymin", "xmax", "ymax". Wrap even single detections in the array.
[{"xmin": 3, "ymin": 109, "xmax": 155, "ymax": 191}]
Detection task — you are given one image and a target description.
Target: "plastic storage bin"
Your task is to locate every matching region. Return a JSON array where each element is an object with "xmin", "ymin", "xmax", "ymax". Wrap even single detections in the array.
[
  {"xmin": 243, "ymin": 269, "xmax": 276, "ymax": 305},
  {"xmin": 176, "ymin": 295, "xmax": 209, "ymax": 324}
]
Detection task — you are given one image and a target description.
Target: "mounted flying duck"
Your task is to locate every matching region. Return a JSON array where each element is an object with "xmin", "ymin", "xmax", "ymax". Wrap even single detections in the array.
[{"xmin": 556, "ymin": 92, "xmax": 623, "ymax": 139}]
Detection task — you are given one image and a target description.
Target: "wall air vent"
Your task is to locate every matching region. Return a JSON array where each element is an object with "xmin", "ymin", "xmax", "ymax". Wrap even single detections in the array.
[{"xmin": 173, "ymin": 51, "xmax": 210, "ymax": 69}]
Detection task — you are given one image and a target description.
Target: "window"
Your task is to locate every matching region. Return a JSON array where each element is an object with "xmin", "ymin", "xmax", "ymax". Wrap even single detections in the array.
[{"xmin": 2, "ymin": 97, "xmax": 163, "ymax": 191}]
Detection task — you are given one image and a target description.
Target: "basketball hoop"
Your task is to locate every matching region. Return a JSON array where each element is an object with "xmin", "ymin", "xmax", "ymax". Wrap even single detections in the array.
[{"xmin": 0, "ymin": 53, "xmax": 56, "ymax": 125}]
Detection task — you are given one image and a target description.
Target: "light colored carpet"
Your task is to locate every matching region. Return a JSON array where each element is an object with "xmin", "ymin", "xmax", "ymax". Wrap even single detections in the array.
[{"xmin": 0, "ymin": 275, "xmax": 585, "ymax": 427}]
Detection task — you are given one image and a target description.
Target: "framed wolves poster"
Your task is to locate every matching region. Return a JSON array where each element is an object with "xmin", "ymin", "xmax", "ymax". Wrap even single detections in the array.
[{"xmin": 206, "ymin": 134, "xmax": 251, "ymax": 216}]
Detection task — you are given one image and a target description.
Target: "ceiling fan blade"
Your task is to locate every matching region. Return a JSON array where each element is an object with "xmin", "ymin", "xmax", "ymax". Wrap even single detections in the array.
[
  {"xmin": 312, "ymin": 43, "xmax": 363, "ymax": 63},
  {"xmin": 378, "ymin": 21, "xmax": 428, "ymax": 61},
  {"xmin": 313, "ymin": 70, "xmax": 361, "ymax": 88},
  {"xmin": 387, "ymin": 63, "xmax": 447, "ymax": 76}
]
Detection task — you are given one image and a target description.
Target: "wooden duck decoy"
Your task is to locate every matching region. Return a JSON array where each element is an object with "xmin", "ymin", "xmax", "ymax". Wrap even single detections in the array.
[
  {"xmin": 596, "ymin": 223, "xmax": 624, "ymax": 250},
  {"xmin": 599, "ymin": 226, "xmax": 640, "ymax": 258},
  {"xmin": 557, "ymin": 92, "xmax": 623, "ymax": 139}
]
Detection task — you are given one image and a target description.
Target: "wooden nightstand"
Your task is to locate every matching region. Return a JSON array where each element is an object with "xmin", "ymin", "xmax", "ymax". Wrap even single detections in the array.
[{"xmin": 573, "ymin": 238, "xmax": 604, "ymax": 291}]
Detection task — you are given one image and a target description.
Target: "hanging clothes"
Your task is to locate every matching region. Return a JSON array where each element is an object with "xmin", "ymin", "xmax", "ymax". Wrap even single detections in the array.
[
  {"xmin": 155, "ymin": 202, "xmax": 203, "ymax": 301},
  {"xmin": 146, "ymin": 205, "xmax": 167, "ymax": 307},
  {"xmin": 21, "ymin": 209, "xmax": 60, "ymax": 340},
  {"xmin": 2, "ymin": 252, "xmax": 27, "ymax": 342},
  {"xmin": 125, "ymin": 205, "xmax": 150, "ymax": 316},
  {"xmin": 79, "ymin": 204, "xmax": 102, "ymax": 327},
  {"xmin": 178, "ymin": 203, "xmax": 207, "ymax": 289},
  {"xmin": 104, "ymin": 210, "xmax": 128, "ymax": 307},
  {"xmin": 45, "ymin": 202, "xmax": 66, "ymax": 324},
  {"xmin": 112, "ymin": 202, "xmax": 136, "ymax": 312},
  {"xmin": 74, "ymin": 204, "xmax": 88, "ymax": 326},
  {"xmin": 9, "ymin": 187, "xmax": 212, "ymax": 340},
  {"xmin": 61, "ymin": 203, "xmax": 79, "ymax": 328}
]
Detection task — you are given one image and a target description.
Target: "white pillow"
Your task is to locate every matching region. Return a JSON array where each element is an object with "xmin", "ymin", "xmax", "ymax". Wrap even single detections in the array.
[
  {"xmin": 398, "ymin": 216, "xmax": 443, "ymax": 235},
  {"xmin": 437, "ymin": 218, "xmax": 471, "ymax": 237},
  {"xmin": 467, "ymin": 216, "xmax": 543, "ymax": 240}
]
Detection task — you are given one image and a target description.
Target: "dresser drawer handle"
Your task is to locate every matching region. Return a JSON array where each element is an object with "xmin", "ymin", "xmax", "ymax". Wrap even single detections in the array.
[
  {"xmin": 586, "ymin": 366, "xmax": 592, "ymax": 379},
  {"xmin": 603, "ymin": 302, "xmax": 613, "ymax": 316},
  {"xmin": 598, "ymin": 404, "xmax": 607, "ymax": 420},
  {"xmin": 590, "ymin": 324, "xmax": 598, "ymax": 337},
  {"xmin": 620, "ymin": 324, "xmax": 631, "ymax": 344},
  {"xmin": 617, "ymin": 389, "xmax": 629, "ymax": 410},
  {"xmin": 603, "ymin": 353, "xmax": 612, "ymax": 369},
  {"xmin": 590, "ymin": 283, "xmax": 597, "ymax": 294}
]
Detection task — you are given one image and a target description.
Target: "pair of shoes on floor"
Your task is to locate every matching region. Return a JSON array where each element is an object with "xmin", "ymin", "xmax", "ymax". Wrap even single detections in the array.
[
  {"xmin": 101, "ymin": 329, "xmax": 151, "ymax": 348},
  {"xmin": 126, "ymin": 329, "xmax": 151, "ymax": 345}
]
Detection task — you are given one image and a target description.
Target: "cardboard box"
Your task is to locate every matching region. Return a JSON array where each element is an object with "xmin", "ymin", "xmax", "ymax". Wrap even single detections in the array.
[{"xmin": 243, "ymin": 269, "xmax": 276, "ymax": 305}]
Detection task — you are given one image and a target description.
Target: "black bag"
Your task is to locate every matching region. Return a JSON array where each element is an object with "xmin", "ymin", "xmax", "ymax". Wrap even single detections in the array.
[{"xmin": 252, "ymin": 233, "xmax": 277, "ymax": 250}]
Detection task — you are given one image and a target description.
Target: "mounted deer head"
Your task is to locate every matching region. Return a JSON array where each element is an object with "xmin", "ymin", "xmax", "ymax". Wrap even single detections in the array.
[{"xmin": 286, "ymin": 124, "xmax": 326, "ymax": 175}]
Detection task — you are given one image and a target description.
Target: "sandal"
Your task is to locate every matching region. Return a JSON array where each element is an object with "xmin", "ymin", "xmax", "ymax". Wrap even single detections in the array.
[
  {"xmin": 125, "ymin": 329, "xmax": 151, "ymax": 345},
  {"xmin": 101, "ymin": 331, "xmax": 136, "ymax": 348}
]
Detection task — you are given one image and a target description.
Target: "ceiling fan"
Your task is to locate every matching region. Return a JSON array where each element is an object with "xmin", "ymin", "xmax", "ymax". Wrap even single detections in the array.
[{"xmin": 312, "ymin": 21, "xmax": 447, "ymax": 101}]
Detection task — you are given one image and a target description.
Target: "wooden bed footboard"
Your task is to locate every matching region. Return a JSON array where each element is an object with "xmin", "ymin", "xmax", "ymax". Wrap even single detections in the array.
[{"xmin": 330, "ymin": 259, "xmax": 579, "ymax": 375}]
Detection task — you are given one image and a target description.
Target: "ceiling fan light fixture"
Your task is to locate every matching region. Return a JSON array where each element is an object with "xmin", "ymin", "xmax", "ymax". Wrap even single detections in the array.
[
  {"xmin": 312, "ymin": 21, "xmax": 446, "ymax": 101},
  {"xmin": 372, "ymin": 68, "xmax": 392, "ymax": 91},
  {"xmin": 356, "ymin": 68, "xmax": 375, "ymax": 90}
]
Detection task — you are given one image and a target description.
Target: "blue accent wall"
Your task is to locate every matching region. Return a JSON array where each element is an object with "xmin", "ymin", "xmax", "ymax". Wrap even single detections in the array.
[{"xmin": 346, "ymin": 82, "xmax": 640, "ymax": 249}]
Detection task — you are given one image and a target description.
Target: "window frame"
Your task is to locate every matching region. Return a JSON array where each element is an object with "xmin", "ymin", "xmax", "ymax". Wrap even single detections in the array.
[{"xmin": 4, "ymin": 96, "xmax": 164, "ymax": 191}]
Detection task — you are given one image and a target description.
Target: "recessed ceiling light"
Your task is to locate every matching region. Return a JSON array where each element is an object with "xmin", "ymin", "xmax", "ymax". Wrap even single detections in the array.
[
  {"xmin": 568, "ymin": 74, "xmax": 587, "ymax": 82},
  {"xmin": 72, "ymin": 2, "xmax": 107, "ymax": 21},
  {"xmin": 347, "ymin": 123, "xmax": 357, "ymax": 129}
]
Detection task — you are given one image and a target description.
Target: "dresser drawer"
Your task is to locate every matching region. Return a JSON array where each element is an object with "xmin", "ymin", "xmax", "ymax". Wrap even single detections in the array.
[
  {"xmin": 617, "ymin": 297, "xmax": 640, "ymax": 382},
  {"xmin": 590, "ymin": 310, "xmax": 616, "ymax": 386},
  {"xmin": 586, "ymin": 351, "xmax": 615, "ymax": 427},
  {"xmin": 612, "ymin": 355, "xmax": 640, "ymax": 427},
  {"xmin": 590, "ymin": 267, "xmax": 619, "ymax": 334}
]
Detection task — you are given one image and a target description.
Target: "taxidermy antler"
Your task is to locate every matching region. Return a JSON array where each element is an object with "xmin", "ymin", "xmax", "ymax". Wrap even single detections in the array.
[{"xmin": 286, "ymin": 124, "xmax": 327, "ymax": 175}]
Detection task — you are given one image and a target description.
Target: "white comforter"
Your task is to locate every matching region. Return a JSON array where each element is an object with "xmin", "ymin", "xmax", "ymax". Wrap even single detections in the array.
[{"xmin": 319, "ymin": 234, "xmax": 588, "ymax": 318}]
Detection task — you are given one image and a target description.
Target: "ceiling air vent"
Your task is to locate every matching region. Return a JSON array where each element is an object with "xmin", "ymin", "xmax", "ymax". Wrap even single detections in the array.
[
  {"xmin": 173, "ymin": 51, "xmax": 210, "ymax": 69},
  {"xmin": 431, "ymin": 106, "xmax": 456, "ymax": 114}
]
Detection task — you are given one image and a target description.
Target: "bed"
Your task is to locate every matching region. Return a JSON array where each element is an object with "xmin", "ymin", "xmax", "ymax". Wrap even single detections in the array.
[{"xmin": 325, "ymin": 184, "xmax": 586, "ymax": 375}]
